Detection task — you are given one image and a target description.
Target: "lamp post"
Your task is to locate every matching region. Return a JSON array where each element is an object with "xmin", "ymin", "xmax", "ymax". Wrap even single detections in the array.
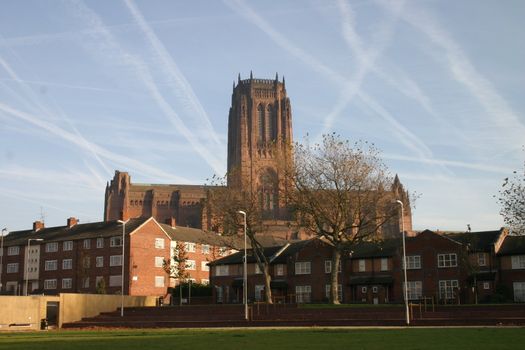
[
  {"xmin": 396, "ymin": 200, "xmax": 410, "ymax": 326},
  {"xmin": 117, "ymin": 219, "xmax": 129, "ymax": 317},
  {"xmin": 237, "ymin": 210, "xmax": 248, "ymax": 321},
  {"xmin": 0, "ymin": 228, "xmax": 7, "ymax": 292},
  {"xmin": 25, "ymin": 238, "xmax": 43, "ymax": 295}
]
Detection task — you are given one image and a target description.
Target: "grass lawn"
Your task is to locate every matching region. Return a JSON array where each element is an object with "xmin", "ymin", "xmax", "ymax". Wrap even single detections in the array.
[{"xmin": 0, "ymin": 328, "xmax": 524, "ymax": 350}]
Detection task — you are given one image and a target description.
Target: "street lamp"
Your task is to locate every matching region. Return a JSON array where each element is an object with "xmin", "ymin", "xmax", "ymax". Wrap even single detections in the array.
[
  {"xmin": 396, "ymin": 200, "xmax": 410, "ymax": 326},
  {"xmin": 1, "ymin": 228, "xmax": 7, "ymax": 292},
  {"xmin": 237, "ymin": 210, "xmax": 248, "ymax": 321},
  {"xmin": 25, "ymin": 238, "xmax": 43, "ymax": 295},
  {"xmin": 117, "ymin": 219, "xmax": 129, "ymax": 317}
]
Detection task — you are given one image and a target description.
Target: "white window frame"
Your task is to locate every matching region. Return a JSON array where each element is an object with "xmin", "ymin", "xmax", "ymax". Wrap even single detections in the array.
[
  {"xmin": 110, "ymin": 255, "xmax": 123, "ymax": 267},
  {"xmin": 184, "ymin": 242, "xmax": 196, "ymax": 253},
  {"xmin": 110, "ymin": 236, "xmax": 122, "ymax": 247},
  {"xmin": 96, "ymin": 256, "xmax": 104, "ymax": 267},
  {"xmin": 361, "ymin": 286, "xmax": 367, "ymax": 294},
  {"xmin": 45, "ymin": 242, "xmax": 58, "ymax": 253},
  {"xmin": 82, "ymin": 277, "xmax": 90, "ymax": 289},
  {"xmin": 201, "ymin": 261, "xmax": 210, "ymax": 271},
  {"xmin": 155, "ymin": 276, "xmax": 165, "ymax": 288},
  {"xmin": 358, "ymin": 259, "xmax": 366, "ymax": 272},
  {"xmin": 438, "ymin": 253, "xmax": 458, "ymax": 268},
  {"xmin": 62, "ymin": 278, "xmax": 72, "ymax": 289},
  {"xmin": 44, "ymin": 279, "xmax": 57, "ymax": 290},
  {"xmin": 201, "ymin": 279, "xmax": 209, "ymax": 285},
  {"xmin": 295, "ymin": 261, "xmax": 311, "ymax": 275},
  {"xmin": 477, "ymin": 253, "xmax": 486, "ymax": 266},
  {"xmin": 215, "ymin": 265, "xmax": 229, "ymax": 276},
  {"xmin": 155, "ymin": 256, "xmax": 164, "ymax": 268},
  {"xmin": 405, "ymin": 281, "xmax": 423, "ymax": 300},
  {"xmin": 155, "ymin": 238, "xmax": 165, "ymax": 249},
  {"xmin": 438, "ymin": 280, "xmax": 459, "ymax": 299},
  {"xmin": 62, "ymin": 259, "xmax": 73, "ymax": 270},
  {"xmin": 201, "ymin": 244, "xmax": 210, "ymax": 254},
  {"xmin": 109, "ymin": 275, "xmax": 122, "ymax": 287},
  {"xmin": 6, "ymin": 263, "xmax": 18, "ymax": 273},
  {"xmin": 83, "ymin": 239, "xmax": 91, "ymax": 249},
  {"xmin": 7, "ymin": 246, "xmax": 19, "ymax": 256},
  {"xmin": 325, "ymin": 284, "xmax": 343, "ymax": 302},
  {"xmin": 325, "ymin": 260, "xmax": 332, "ymax": 274},
  {"xmin": 45, "ymin": 260, "xmax": 58, "ymax": 271},
  {"xmin": 275, "ymin": 264, "xmax": 285, "ymax": 276},
  {"xmin": 295, "ymin": 285, "xmax": 311, "ymax": 303},
  {"xmin": 380, "ymin": 258, "xmax": 388, "ymax": 271},
  {"xmin": 405, "ymin": 255, "xmax": 421, "ymax": 269},
  {"xmin": 483, "ymin": 282, "xmax": 490, "ymax": 290},
  {"xmin": 63, "ymin": 241, "xmax": 73, "ymax": 251},
  {"xmin": 186, "ymin": 260, "xmax": 196, "ymax": 271},
  {"xmin": 96, "ymin": 237, "xmax": 104, "ymax": 248},
  {"xmin": 513, "ymin": 282, "xmax": 525, "ymax": 302},
  {"xmin": 511, "ymin": 255, "xmax": 525, "ymax": 269}
]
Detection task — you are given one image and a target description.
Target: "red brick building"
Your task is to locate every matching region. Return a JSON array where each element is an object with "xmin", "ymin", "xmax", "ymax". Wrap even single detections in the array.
[{"xmin": 0, "ymin": 217, "xmax": 237, "ymax": 296}]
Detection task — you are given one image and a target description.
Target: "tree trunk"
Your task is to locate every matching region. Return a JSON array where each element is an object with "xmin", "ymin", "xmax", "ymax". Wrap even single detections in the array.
[
  {"xmin": 263, "ymin": 263, "xmax": 273, "ymax": 304},
  {"xmin": 330, "ymin": 248, "xmax": 342, "ymax": 304}
]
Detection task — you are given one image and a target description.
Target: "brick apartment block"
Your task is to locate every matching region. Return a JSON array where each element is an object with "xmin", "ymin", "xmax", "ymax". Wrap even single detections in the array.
[
  {"xmin": 209, "ymin": 229, "xmax": 525, "ymax": 304},
  {"xmin": 0, "ymin": 217, "xmax": 238, "ymax": 297}
]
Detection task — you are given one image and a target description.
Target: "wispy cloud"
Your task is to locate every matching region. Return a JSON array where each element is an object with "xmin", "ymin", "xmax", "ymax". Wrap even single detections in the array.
[
  {"xmin": 377, "ymin": 0, "xmax": 525, "ymax": 148},
  {"xmin": 63, "ymin": 0, "xmax": 226, "ymax": 175}
]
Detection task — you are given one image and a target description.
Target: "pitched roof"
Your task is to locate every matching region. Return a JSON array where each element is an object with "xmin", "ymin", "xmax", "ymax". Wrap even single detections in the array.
[
  {"xmin": 159, "ymin": 223, "xmax": 243, "ymax": 249},
  {"xmin": 497, "ymin": 235, "xmax": 525, "ymax": 255},
  {"xmin": 446, "ymin": 229, "xmax": 502, "ymax": 252},
  {"xmin": 2, "ymin": 218, "xmax": 149, "ymax": 246},
  {"xmin": 350, "ymin": 239, "xmax": 400, "ymax": 259}
]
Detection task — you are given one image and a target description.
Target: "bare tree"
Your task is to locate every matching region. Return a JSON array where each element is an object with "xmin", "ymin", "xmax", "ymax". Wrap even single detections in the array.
[
  {"xmin": 206, "ymin": 174, "xmax": 274, "ymax": 304},
  {"xmin": 163, "ymin": 241, "xmax": 190, "ymax": 305},
  {"xmin": 498, "ymin": 155, "xmax": 525, "ymax": 234},
  {"xmin": 285, "ymin": 134, "xmax": 398, "ymax": 304}
]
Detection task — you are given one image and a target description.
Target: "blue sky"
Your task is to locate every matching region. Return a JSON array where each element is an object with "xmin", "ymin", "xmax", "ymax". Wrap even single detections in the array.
[{"xmin": 0, "ymin": 0, "xmax": 524, "ymax": 232}]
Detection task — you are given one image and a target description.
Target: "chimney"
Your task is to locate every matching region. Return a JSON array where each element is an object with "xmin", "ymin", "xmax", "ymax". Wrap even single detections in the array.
[
  {"xmin": 165, "ymin": 217, "xmax": 176, "ymax": 228},
  {"xmin": 67, "ymin": 217, "xmax": 78, "ymax": 228},
  {"xmin": 33, "ymin": 221, "xmax": 45, "ymax": 232}
]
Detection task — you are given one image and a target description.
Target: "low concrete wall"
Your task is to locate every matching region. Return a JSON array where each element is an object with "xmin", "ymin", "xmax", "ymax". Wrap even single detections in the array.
[
  {"xmin": 0, "ymin": 294, "xmax": 157, "ymax": 330},
  {"xmin": 58, "ymin": 293, "xmax": 157, "ymax": 327},
  {"xmin": 0, "ymin": 296, "xmax": 59, "ymax": 331}
]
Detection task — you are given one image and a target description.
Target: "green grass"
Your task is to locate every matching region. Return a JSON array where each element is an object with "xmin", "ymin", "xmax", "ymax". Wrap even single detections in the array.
[{"xmin": 1, "ymin": 328, "xmax": 524, "ymax": 350}]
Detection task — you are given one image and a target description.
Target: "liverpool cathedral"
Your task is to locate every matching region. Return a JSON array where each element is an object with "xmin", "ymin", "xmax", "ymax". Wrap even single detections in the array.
[{"xmin": 104, "ymin": 74, "xmax": 412, "ymax": 243}]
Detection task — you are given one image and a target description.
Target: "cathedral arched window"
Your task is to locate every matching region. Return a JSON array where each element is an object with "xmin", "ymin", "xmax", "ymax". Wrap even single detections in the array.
[
  {"xmin": 266, "ymin": 105, "xmax": 275, "ymax": 142},
  {"xmin": 257, "ymin": 104, "xmax": 264, "ymax": 144},
  {"xmin": 259, "ymin": 169, "xmax": 278, "ymax": 218}
]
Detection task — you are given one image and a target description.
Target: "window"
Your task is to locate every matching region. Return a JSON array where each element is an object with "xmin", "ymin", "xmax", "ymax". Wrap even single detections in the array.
[
  {"xmin": 405, "ymin": 281, "xmax": 423, "ymax": 300},
  {"xmin": 201, "ymin": 279, "xmax": 209, "ymax": 285},
  {"xmin": 201, "ymin": 244, "xmax": 210, "ymax": 254},
  {"xmin": 62, "ymin": 259, "xmax": 72, "ymax": 270},
  {"xmin": 82, "ymin": 277, "xmax": 90, "ymax": 288},
  {"xmin": 511, "ymin": 255, "xmax": 525, "ymax": 269},
  {"xmin": 83, "ymin": 256, "xmax": 91, "ymax": 268},
  {"xmin": 201, "ymin": 261, "xmax": 210, "ymax": 271},
  {"xmin": 372, "ymin": 286, "xmax": 378, "ymax": 294},
  {"xmin": 358, "ymin": 259, "xmax": 366, "ymax": 272},
  {"xmin": 295, "ymin": 285, "xmax": 311, "ymax": 303},
  {"xmin": 83, "ymin": 239, "xmax": 91, "ymax": 249},
  {"xmin": 62, "ymin": 278, "xmax": 72, "ymax": 289},
  {"xmin": 438, "ymin": 254, "xmax": 458, "ymax": 268},
  {"xmin": 155, "ymin": 257, "xmax": 164, "ymax": 268},
  {"xmin": 45, "ymin": 260, "xmax": 58, "ymax": 271},
  {"xmin": 255, "ymin": 264, "xmax": 263, "ymax": 274},
  {"xmin": 184, "ymin": 242, "xmax": 196, "ymax": 253},
  {"xmin": 8, "ymin": 246, "xmax": 19, "ymax": 256},
  {"xmin": 380, "ymin": 258, "xmax": 388, "ymax": 271},
  {"xmin": 96, "ymin": 256, "xmax": 104, "ymax": 267},
  {"xmin": 361, "ymin": 286, "xmax": 367, "ymax": 294},
  {"xmin": 110, "ymin": 255, "xmax": 122, "ymax": 266},
  {"xmin": 96, "ymin": 276, "xmax": 104, "ymax": 287},
  {"xmin": 45, "ymin": 242, "xmax": 58, "ymax": 253},
  {"xmin": 325, "ymin": 260, "xmax": 332, "ymax": 274},
  {"xmin": 44, "ymin": 279, "xmax": 57, "ymax": 290},
  {"xmin": 438, "ymin": 280, "xmax": 459, "ymax": 299},
  {"xmin": 7, "ymin": 263, "xmax": 18, "ymax": 273},
  {"xmin": 110, "ymin": 236, "xmax": 122, "ymax": 247},
  {"xmin": 257, "ymin": 104, "xmax": 265, "ymax": 143},
  {"xmin": 215, "ymin": 265, "xmax": 229, "ymax": 276},
  {"xmin": 155, "ymin": 276, "xmax": 165, "ymax": 288},
  {"xmin": 155, "ymin": 238, "xmax": 165, "ymax": 249},
  {"xmin": 295, "ymin": 261, "xmax": 311, "ymax": 275},
  {"xmin": 325, "ymin": 284, "xmax": 343, "ymax": 302},
  {"xmin": 219, "ymin": 247, "xmax": 228, "ymax": 256},
  {"xmin": 63, "ymin": 241, "xmax": 73, "ymax": 251},
  {"xmin": 109, "ymin": 275, "xmax": 122, "ymax": 287},
  {"xmin": 514, "ymin": 282, "xmax": 525, "ymax": 302},
  {"xmin": 483, "ymin": 282, "xmax": 490, "ymax": 290},
  {"xmin": 255, "ymin": 285, "xmax": 265, "ymax": 302},
  {"xmin": 186, "ymin": 260, "xmax": 196, "ymax": 270},
  {"xmin": 275, "ymin": 264, "xmax": 285, "ymax": 276},
  {"xmin": 477, "ymin": 253, "xmax": 486, "ymax": 266},
  {"xmin": 405, "ymin": 255, "xmax": 421, "ymax": 269},
  {"xmin": 96, "ymin": 237, "xmax": 104, "ymax": 248}
]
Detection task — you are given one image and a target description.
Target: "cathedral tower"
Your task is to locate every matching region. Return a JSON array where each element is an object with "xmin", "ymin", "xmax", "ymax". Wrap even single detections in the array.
[{"xmin": 227, "ymin": 73, "xmax": 292, "ymax": 219}]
